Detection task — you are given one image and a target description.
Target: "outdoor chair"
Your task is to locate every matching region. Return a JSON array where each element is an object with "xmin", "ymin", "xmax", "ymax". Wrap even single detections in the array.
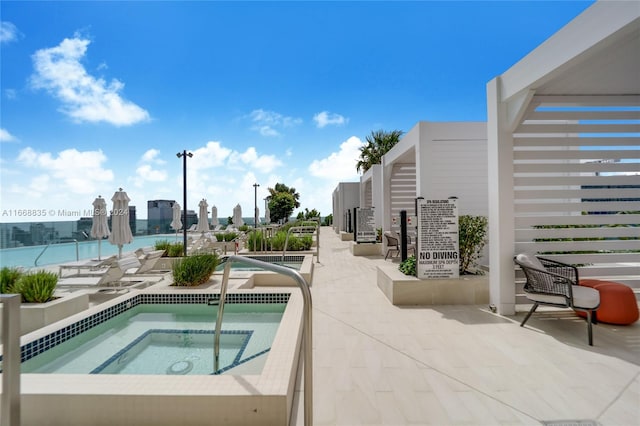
[
  {"xmin": 384, "ymin": 231, "xmax": 416, "ymax": 260},
  {"xmin": 514, "ymin": 253, "xmax": 600, "ymax": 346}
]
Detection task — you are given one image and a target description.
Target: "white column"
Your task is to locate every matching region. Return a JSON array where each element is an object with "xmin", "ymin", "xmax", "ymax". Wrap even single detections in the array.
[{"xmin": 487, "ymin": 77, "xmax": 516, "ymax": 315}]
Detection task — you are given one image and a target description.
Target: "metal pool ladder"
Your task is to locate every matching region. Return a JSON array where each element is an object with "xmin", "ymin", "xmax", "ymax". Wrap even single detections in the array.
[{"xmin": 213, "ymin": 255, "xmax": 313, "ymax": 426}]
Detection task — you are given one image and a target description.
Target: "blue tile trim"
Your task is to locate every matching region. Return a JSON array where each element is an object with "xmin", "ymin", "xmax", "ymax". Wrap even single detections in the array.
[
  {"xmin": 1, "ymin": 292, "xmax": 290, "ymax": 367},
  {"xmin": 213, "ymin": 347, "xmax": 271, "ymax": 375}
]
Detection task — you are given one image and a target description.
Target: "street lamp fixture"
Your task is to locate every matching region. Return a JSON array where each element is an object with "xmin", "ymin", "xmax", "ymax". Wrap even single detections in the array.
[
  {"xmin": 253, "ymin": 183, "xmax": 260, "ymax": 228},
  {"xmin": 177, "ymin": 150, "xmax": 193, "ymax": 256}
]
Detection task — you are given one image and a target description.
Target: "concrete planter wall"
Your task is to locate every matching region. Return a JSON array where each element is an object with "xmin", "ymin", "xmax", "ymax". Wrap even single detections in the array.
[
  {"xmin": 377, "ymin": 263, "xmax": 489, "ymax": 305},
  {"xmin": 0, "ymin": 292, "xmax": 89, "ymax": 336},
  {"xmin": 350, "ymin": 242, "xmax": 382, "ymax": 256},
  {"xmin": 340, "ymin": 232, "xmax": 353, "ymax": 241}
]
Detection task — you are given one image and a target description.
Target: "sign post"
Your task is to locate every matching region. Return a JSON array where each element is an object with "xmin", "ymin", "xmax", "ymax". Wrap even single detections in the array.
[
  {"xmin": 416, "ymin": 198, "xmax": 459, "ymax": 279},
  {"xmin": 355, "ymin": 207, "xmax": 377, "ymax": 243}
]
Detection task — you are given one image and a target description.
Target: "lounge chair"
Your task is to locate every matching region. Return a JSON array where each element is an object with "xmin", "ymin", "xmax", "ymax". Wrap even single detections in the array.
[
  {"xmin": 514, "ymin": 253, "xmax": 600, "ymax": 346},
  {"xmin": 58, "ymin": 255, "xmax": 117, "ymax": 277},
  {"xmin": 57, "ymin": 262, "xmax": 125, "ymax": 287},
  {"xmin": 384, "ymin": 230, "xmax": 416, "ymax": 260}
]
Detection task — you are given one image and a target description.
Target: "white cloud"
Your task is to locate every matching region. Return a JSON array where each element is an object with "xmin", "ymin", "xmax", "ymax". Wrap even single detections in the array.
[
  {"xmin": 189, "ymin": 141, "xmax": 232, "ymax": 171},
  {"xmin": 30, "ymin": 34, "xmax": 150, "ymax": 126},
  {"xmin": 132, "ymin": 150, "xmax": 168, "ymax": 187},
  {"xmin": 228, "ymin": 147, "xmax": 283, "ymax": 173},
  {"xmin": 0, "ymin": 128, "xmax": 17, "ymax": 142},
  {"xmin": 248, "ymin": 109, "xmax": 302, "ymax": 136},
  {"xmin": 313, "ymin": 111, "xmax": 348, "ymax": 128},
  {"xmin": 308, "ymin": 136, "xmax": 364, "ymax": 180},
  {"xmin": 17, "ymin": 147, "xmax": 114, "ymax": 195},
  {"xmin": 141, "ymin": 148, "xmax": 165, "ymax": 164},
  {"xmin": 0, "ymin": 22, "xmax": 20, "ymax": 44},
  {"xmin": 135, "ymin": 164, "xmax": 167, "ymax": 183}
]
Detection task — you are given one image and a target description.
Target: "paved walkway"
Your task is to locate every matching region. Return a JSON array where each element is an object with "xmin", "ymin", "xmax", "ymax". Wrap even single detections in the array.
[{"xmin": 292, "ymin": 227, "xmax": 639, "ymax": 425}]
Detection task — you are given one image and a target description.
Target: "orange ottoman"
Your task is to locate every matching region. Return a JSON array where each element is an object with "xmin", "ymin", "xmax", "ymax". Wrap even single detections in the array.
[{"xmin": 577, "ymin": 279, "xmax": 639, "ymax": 325}]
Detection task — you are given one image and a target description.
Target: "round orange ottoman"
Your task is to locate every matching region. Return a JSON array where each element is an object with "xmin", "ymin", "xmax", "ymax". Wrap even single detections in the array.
[{"xmin": 577, "ymin": 279, "xmax": 639, "ymax": 325}]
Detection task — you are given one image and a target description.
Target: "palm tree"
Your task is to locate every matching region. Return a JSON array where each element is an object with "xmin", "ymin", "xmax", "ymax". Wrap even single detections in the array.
[{"xmin": 356, "ymin": 129, "xmax": 404, "ymax": 173}]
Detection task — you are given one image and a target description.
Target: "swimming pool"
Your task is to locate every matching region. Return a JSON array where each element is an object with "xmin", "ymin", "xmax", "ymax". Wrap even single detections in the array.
[
  {"xmin": 0, "ymin": 234, "xmax": 178, "ymax": 268},
  {"xmin": 10, "ymin": 289, "xmax": 305, "ymax": 425},
  {"xmin": 21, "ymin": 303, "xmax": 285, "ymax": 375}
]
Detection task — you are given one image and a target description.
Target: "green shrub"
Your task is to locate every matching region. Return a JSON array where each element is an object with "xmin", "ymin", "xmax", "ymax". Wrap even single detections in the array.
[
  {"xmin": 154, "ymin": 239, "xmax": 171, "ymax": 251},
  {"xmin": 13, "ymin": 270, "xmax": 58, "ymax": 303},
  {"xmin": 223, "ymin": 232, "xmax": 238, "ymax": 242},
  {"xmin": 0, "ymin": 266, "xmax": 23, "ymax": 293},
  {"xmin": 458, "ymin": 215, "xmax": 488, "ymax": 274},
  {"xmin": 269, "ymin": 231, "xmax": 287, "ymax": 251},
  {"xmin": 247, "ymin": 231, "xmax": 264, "ymax": 251},
  {"xmin": 166, "ymin": 243, "xmax": 185, "ymax": 257},
  {"xmin": 238, "ymin": 225, "xmax": 249, "ymax": 232},
  {"xmin": 399, "ymin": 255, "xmax": 416, "ymax": 276},
  {"xmin": 215, "ymin": 233, "xmax": 224, "ymax": 242},
  {"xmin": 172, "ymin": 253, "xmax": 219, "ymax": 286}
]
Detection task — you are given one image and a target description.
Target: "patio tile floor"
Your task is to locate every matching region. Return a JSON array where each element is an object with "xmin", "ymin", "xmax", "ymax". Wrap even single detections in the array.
[{"xmin": 291, "ymin": 227, "xmax": 639, "ymax": 425}]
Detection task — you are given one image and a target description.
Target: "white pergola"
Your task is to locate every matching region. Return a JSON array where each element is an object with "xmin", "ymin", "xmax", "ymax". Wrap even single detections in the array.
[{"xmin": 487, "ymin": 1, "xmax": 640, "ymax": 315}]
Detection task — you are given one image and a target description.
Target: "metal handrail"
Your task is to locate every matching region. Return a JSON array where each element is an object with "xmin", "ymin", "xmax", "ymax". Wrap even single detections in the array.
[
  {"xmin": 283, "ymin": 225, "xmax": 319, "ymax": 262},
  {"xmin": 213, "ymin": 255, "xmax": 313, "ymax": 426},
  {"xmin": 34, "ymin": 239, "xmax": 79, "ymax": 267}
]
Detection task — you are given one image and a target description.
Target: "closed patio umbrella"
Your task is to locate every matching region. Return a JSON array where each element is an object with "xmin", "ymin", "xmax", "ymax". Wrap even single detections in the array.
[
  {"xmin": 90, "ymin": 195, "xmax": 110, "ymax": 260},
  {"xmin": 211, "ymin": 205, "xmax": 219, "ymax": 227},
  {"xmin": 264, "ymin": 204, "xmax": 271, "ymax": 225},
  {"xmin": 232, "ymin": 204, "xmax": 244, "ymax": 227},
  {"xmin": 196, "ymin": 199, "xmax": 209, "ymax": 232},
  {"xmin": 171, "ymin": 202, "xmax": 182, "ymax": 241},
  {"xmin": 108, "ymin": 188, "xmax": 133, "ymax": 258}
]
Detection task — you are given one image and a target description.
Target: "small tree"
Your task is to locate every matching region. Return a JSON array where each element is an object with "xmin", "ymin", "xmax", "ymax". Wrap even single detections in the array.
[
  {"xmin": 458, "ymin": 215, "xmax": 488, "ymax": 274},
  {"xmin": 269, "ymin": 192, "xmax": 296, "ymax": 224}
]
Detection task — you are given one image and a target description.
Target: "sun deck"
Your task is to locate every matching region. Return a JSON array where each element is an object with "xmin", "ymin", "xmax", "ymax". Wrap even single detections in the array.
[{"xmin": 289, "ymin": 226, "xmax": 639, "ymax": 425}]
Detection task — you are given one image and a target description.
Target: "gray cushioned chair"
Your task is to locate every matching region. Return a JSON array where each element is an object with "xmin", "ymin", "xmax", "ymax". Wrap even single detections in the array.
[{"xmin": 514, "ymin": 253, "xmax": 600, "ymax": 346}]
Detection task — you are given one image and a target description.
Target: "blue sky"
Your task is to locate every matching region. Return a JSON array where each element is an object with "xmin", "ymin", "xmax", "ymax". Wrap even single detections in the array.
[{"xmin": 1, "ymin": 1, "xmax": 594, "ymax": 223}]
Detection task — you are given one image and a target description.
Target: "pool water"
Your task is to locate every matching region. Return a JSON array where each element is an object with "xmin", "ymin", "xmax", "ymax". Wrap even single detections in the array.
[
  {"xmin": 0, "ymin": 234, "xmax": 178, "ymax": 268},
  {"xmin": 22, "ymin": 303, "xmax": 285, "ymax": 375}
]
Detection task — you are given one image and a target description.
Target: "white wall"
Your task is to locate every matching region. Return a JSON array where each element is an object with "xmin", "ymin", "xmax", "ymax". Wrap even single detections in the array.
[{"xmin": 332, "ymin": 182, "xmax": 360, "ymax": 233}]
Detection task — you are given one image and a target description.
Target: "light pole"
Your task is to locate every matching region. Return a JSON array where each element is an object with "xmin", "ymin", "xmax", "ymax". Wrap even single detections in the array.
[
  {"xmin": 253, "ymin": 183, "xmax": 260, "ymax": 228},
  {"xmin": 177, "ymin": 150, "xmax": 193, "ymax": 256}
]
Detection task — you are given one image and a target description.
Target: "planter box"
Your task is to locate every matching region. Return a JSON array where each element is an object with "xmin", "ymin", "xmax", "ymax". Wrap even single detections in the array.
[
  {"xmin": 0, "ymin": 292, "xmax": 90, "ymax": 336},
  {"xmin": 340, "ymin": 231, "xmax": 353, "ymax": 241},
  {"xmin": 377, "ymin": 263, "xmax": 489, "ymax": 305},
  {"xmin": 350, "ymin": 242, "xmax": 382, "ymax": 256}
]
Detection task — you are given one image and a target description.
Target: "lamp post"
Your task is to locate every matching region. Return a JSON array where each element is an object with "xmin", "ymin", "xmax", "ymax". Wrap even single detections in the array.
[
  {"xmin": 253, "ymin": 183, "xmax": 260, "ymax": 228},
  {"xmin": 177, "ymin": 150, "xmax": 193, "ymax": 256}
]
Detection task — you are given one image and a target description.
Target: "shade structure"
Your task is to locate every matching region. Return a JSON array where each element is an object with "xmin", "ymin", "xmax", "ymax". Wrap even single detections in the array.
[
  {"xmin": 265, "ymin": 204, "xmax": 271, "ymax": 225},
  {"xmin": 232, "ymin": 203, "xmax": 244, "ymax": 227},
  {"xmin": 108, "ymin": 188, "xmax": 133, "ymax": 258},
  {"xmin": 211, "ymin": 205, "xmax": 219, "ymax": 227},
  {"xmin": 196, "ymin": 199, "xmax": 210, "ymax": 232},
  {"xmin": 171, "ymin": 202, "xmax": 182, "ymax": 231},
  {"xmin": 90, "ymin": 195, "xmax": 110, "ymax": 260}
]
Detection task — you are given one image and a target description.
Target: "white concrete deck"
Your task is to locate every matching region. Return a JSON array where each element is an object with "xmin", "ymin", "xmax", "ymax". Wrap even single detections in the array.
[{"xmin": 291, "ymin": 227, "xmax": 639, "ymax": 425}]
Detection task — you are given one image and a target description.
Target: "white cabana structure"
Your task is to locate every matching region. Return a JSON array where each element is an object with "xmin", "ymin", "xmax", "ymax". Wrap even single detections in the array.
[
  {"xmin": 332, "ymin": 182, "xmax": 359, "ymax": 234},
  {"xmin": 486, "ymin": 1, "xmax": 640, "ymax": 315},
  {"xmin": 378, "ymin": 122, "xmax": 488, "ymax": 245}
]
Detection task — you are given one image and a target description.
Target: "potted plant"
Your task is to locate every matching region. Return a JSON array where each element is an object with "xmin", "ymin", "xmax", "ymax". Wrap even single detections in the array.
[
  {"xmin": 0, "ymin": 267, "xmax": 89, "ymax": 335},
  {"xmin": 171, "ymin": 252, "xmax": 220, "ymax": 287},
  {"xmin": 379, "ymin": 215, "xmax": 489, "ymax": 305}
]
